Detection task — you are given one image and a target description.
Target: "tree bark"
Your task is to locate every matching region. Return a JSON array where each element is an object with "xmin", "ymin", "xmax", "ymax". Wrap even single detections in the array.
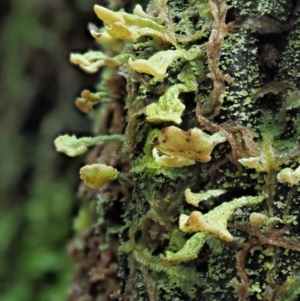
[{"xmin": 67, "ymin": 1, "xmax": 300, "ymax": 301}]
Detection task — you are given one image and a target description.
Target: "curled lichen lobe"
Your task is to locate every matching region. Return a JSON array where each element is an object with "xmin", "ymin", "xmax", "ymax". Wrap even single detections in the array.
[
  {"xmin": 79, "ymin": 164, "xmax": 118, "ymax": 189},
  {"xmin": 154, "ymin": 126, "xmax": 226, "ymax": 163}
]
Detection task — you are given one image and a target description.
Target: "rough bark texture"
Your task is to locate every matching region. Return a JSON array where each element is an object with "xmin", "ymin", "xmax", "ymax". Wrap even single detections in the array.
[{"xmin": 66, "ymin": 1, "xmax": 300, "ymax": 301}]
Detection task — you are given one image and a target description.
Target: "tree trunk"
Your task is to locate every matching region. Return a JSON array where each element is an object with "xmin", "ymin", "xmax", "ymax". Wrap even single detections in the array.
[{"xmin": 66, "ymin": 1, "xmax": 300, "ymax": 300}]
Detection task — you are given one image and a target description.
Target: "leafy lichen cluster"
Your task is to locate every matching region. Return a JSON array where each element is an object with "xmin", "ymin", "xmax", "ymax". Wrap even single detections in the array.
[{"xmin": 56, "ymin": 0, "xmax": 300, "ymax": 300}]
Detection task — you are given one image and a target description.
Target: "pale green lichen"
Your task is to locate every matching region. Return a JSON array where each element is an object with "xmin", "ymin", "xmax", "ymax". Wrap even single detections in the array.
[
  {"xmin": 94, "ymin": 5, "xmax": 125, "ymax": 25},
  {"xmin": 249, "ymin": 212, "xmax": 268, "ymax": 228},
  {"xmin": 70, "ymin": 51, "xmax": 130, "ymax": 74},
  {"xmin": 79, "ymin": 163, "xmax": 118, "ymax": 189},
  {"xmin": 69, "ymin": 51, "xmax": 120, "ymax": 74},
  {"xmin": 238, "ymin": 157, "xmax": 263, "ymax": 171},
  {"xmin": 105, "ymin": 22, "xmax": 139, "ymax": 43},
  {"xmin": 249, "ymin": 212, "xmax": 282, "ymax": 229},
  {"xmin": 238, "ymin": 139, "xmax": 278, "ymax": 174},
  {"xmin": 152, "ymin": 149, "xmax": 195, "ymax": 167},
  {"xmin": 154, "ymin": 126, "xmax": 226, "ymax": 163},
  {"xmin": 94, "ymin": 4, "xmax": 162, "ymax": 30},
  {"xmin": 128, "ymin": 50, "xmax": 177, "ymax": 78},
  {"xmin": 185, "ymin": 188, "xmax": 226, "ymax": 207},
  {"xmin": 130, "ymin": 129, "xmax": 184, "ymax": 181},
  {"xmin": 90, "ymin": 27, "xmax": 117, "ymax": 44},
  {"xmin": 129, "ymin": 47, "xmax": 204, "ymax": 78},
  {"xmin": 54, "ymin": 134, "xmax": 124, "ymax": 157},
  {"xmin": 93, "ymin": 4, "xmax": 171, "ymax": 44},
  {"xmin": 162, "ymin": 195, "xmax": 265, "ymax": 265},
  {"xmin": 277, "ymin": 167, "xmax": 300, "ymax": 186},
  {"xmin": 133, "ymin": 4, "xmax": 149, "ymax": 18},
  {"xmin": 146, "ymin": 83, "xmax": 196, "ymax": 124},
  {"xmin": 179, "ymin": 195, "xmax": 265, "ymax": 241}
]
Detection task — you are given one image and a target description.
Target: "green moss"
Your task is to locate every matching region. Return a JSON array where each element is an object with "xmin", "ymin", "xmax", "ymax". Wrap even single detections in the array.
[{"xmin": 131, "ymin": 129, "xmax": 182, "ymax": 180}]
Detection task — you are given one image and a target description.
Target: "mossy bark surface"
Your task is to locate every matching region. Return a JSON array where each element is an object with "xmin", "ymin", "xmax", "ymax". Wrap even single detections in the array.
[{"xmin": 67, "ymin": 1, "xmax": 300, "ymax": 301}]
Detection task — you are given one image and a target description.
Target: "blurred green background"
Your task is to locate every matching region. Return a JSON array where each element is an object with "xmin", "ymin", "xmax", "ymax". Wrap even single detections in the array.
[{"xmin": 0, "ymin": 0, "xmax": 103, "ymax": 300}]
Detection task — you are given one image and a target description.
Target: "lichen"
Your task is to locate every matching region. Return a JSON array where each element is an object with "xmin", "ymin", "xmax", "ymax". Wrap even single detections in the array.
[
  {"xmin": 93, "ymin": 4, "xmax": 172, "ymax": 44},
  {"xmin": 70, "ymin": 51, "xmax": 119, "ymax": 73},
  {"xmin": 180, "ymin": 195, "xmax": 265, "ymax": 241},
  {"xmin": 129, "ymin": 47, "xmax": 204, "ymax": 78},
  {"xmin": 146, "ymin": 83, "xmax": 196, "ymax": 124},
  {"xmin": 75, "ymin": 90, "xmax": 112, "ymax": 114},
  {"xmin": 249, "ymin": 212, "xmax": 282, "ymax": 229},
  {"xmin": 153, "ymin": 126, "xmax": 226, "ymax": 163},
  {"xmin": 54, "ymin": 134, "xmax": 124, "ymax": 157},
  {"xmin": 152, "ymin": 149, "xmax": 195, "ymax": 167},
  {"xmin": 79, "ymin": 164, "xmax": 118, "ymax": 189},
  {"xmin": 277, "ymin": 166, "xmax": 300, "ymax": 186},
  {"xmin": 184, "ymin": 188, "xmax": 226, "ymax": 207}
]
